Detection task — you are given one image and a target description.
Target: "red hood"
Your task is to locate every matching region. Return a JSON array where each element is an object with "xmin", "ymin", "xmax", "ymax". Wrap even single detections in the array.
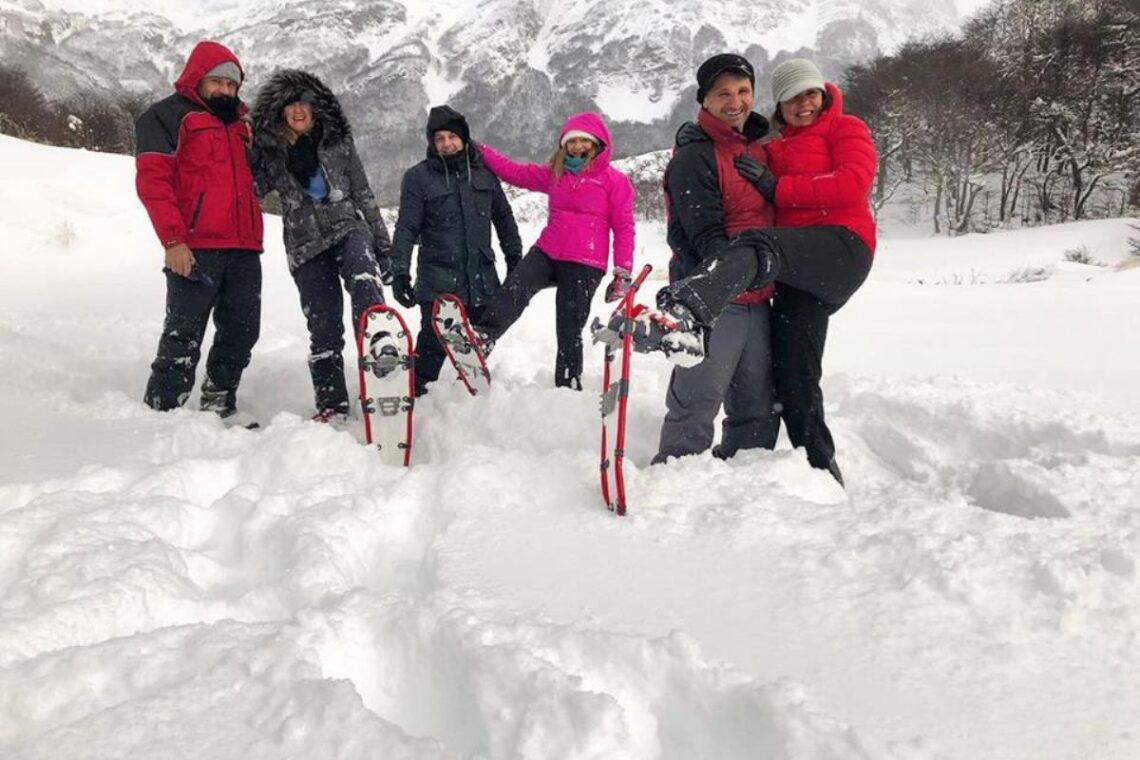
[{"xmin": 174, "ymin": 40, "xmax": 245, "ymax": 107}]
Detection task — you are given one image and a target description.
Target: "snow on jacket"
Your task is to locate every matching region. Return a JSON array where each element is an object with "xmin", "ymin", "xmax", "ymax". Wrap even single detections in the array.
[
  {"xmin": 664, "ymin": 108, "xmax": 776, "ymax": 305},
  {"xmin": 391, "ymin": 106, "xmax": 523, "ymax": 307},
  {"xmin": 765, "ymin": 82, "xmax": 879, "ymax": 254},
  {"xmin": 480, "ymin": 113, "xmax": 635, "ymax": 273},
  {"xmin": 249, "ymin": 69, "xmax": 392, "ymax": 272},
  {"xmin": 135, "ymin": 41, "xmax": 263, "ymax": 252}
]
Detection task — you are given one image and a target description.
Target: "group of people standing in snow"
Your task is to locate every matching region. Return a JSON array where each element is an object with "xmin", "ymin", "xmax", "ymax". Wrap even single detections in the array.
[{"xmin": 133, "ymin": 39, "xmax": 876, "ymax": 485}]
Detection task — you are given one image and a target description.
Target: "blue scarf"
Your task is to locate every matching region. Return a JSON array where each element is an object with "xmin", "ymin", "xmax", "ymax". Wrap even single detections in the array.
[
  {"xmin": 305, "ymin": 169, "xmax": 328, "ymax": 201},
  {"xmin": 564, "ymin": 156, "xmax": 587, "ymax": 175}
]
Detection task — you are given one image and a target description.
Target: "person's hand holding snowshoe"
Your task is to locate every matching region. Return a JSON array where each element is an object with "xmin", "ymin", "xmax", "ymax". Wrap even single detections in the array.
[{"xmin": 604, "ymin": 267, "xmax": 633, "ymax": 303}]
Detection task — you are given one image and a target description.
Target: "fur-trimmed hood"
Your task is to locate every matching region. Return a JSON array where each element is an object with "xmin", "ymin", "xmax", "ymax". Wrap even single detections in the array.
[{"xmin": 251, "ymin": 69, "xmax": 351, "ymax": 151}]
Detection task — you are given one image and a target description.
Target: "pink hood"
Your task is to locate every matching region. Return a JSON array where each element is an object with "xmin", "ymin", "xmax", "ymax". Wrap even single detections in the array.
[
  {"xmin": 482, "ymin": 112, "xmax": 636, "ymax": 272},
  {"xmin": 559, "ymin": 112, "xmax": 614, "ymax": 169}
]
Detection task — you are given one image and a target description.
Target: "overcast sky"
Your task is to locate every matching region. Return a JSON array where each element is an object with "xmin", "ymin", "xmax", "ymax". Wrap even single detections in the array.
[{"xmin": 956, "ymin": 0, "xmax": 992, "ymax": 19}]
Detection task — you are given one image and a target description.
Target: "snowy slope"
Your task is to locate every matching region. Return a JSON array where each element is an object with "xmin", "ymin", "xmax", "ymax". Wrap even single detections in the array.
[{"xmin": 1, "ymin": 134, "xmax": 1139, "ymax": 759}]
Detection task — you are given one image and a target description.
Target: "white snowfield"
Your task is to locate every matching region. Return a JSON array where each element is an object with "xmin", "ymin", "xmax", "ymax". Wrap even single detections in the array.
[{"xmin": 1, "ymin": 134, "xmax": 1138, "ymax": 759}]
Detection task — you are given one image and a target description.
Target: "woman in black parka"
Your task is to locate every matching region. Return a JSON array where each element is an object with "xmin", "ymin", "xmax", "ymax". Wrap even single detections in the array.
[{"xmin": 251, "ymin": 69, "xmax": 393, "ymax": 423}]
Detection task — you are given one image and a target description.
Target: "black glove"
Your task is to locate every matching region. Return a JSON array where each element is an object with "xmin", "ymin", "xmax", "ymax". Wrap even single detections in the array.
[
  {"xmin": 375, "ymin": 253, "xmax": 394, "ymax": 286},
  {"xmin": 734, "ymin": 156, "xmax": 777, "ymax": 203},
  {"xmin": 675, "ymin": 121, "xmax": 705, "ymax": 147},
  {"xmin": 392, "ymin": 275, "xmax": 416, "ymax": 308},
  {"xmin": 603, "ymin": 268, "xmax": 633, "ymax": 303},
  {"xmin": 505, "ymin": 256, "xmax": 520, "ymax": 276}
]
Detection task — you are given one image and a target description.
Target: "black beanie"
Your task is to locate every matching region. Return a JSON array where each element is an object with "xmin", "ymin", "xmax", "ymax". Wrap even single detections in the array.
[
  {"xmin": 696, "ymin": 53, "xmax": 755, "ymax": 103},
  {"xmin": 425, "ymin": 105, "xmax": 471, "ymax": 145}
]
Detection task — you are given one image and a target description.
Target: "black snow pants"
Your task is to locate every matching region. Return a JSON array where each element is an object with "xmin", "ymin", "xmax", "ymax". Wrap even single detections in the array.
[
  {"xmin": 144, "ymin": 249, "xmax": 262, "ymax": 412},
  {"xmin": 475, "ymin": 246, "xmax": 604, "ymax": 390},
  {"xmin": 291, "ymin": 229, "xmax": 385, "ymax": 415},
  {"xmin": 770, "ymin": 286, "xmax": 837, "ymax": 474},
  {"xmin": 664, "ymin": 226, "xmax": 871, "ymax": 324}
]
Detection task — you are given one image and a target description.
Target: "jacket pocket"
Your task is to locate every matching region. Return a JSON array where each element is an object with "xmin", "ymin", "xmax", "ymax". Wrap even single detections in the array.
[
  {"xmin": 191, "ymin": 189, "xmax": 238, "ymax": 240},
  {"xmin": 181, "ymin": 117, "xmax": 223, "ymax": 168},
  {"xmin": 250, "ymin": 197, "xmax": 264, "ymax": 245},
  {"xmin": 188, "ymin": 192, "xmax": 205, "ymax": 233},
  {"xmin": 478, "ymin": 246, "xmax": 501, "ymax": 294},
  {"xmin": 425, "ymin": 185, "xmax": 457, "ymax": 218},
  {"xmin": 470, "ymin": 174, "xmax": 494, "ymax": 217}
]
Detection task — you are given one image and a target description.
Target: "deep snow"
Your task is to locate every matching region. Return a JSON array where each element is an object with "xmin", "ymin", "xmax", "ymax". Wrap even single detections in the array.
[{"xmin": 1, "ymin": 134, "xmax": 1138, "ymax": 759}]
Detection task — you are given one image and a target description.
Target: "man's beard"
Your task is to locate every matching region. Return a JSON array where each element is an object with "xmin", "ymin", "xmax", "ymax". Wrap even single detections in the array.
[{"xmin": 207, "ymin": 95, "xmax": 242, "ymax": 124}]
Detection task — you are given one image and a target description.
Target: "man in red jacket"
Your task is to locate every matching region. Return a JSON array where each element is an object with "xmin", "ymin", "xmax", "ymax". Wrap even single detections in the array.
[
  {"xmin": 135, "ymin": 40, "xmax": 264, "ymax": 421},
  {"xmin": 652, "ymin": 53, "xmax": 779, "ymax": 463}
]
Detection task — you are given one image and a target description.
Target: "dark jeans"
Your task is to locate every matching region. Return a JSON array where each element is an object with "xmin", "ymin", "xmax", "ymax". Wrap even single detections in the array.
[
  {"xmin": 145, "ymin": 249, "xmax": 262, "ymax": 411},
  {"xmin": 292, "ymin": 229, "xmax": 385, "ymax": 414},
  {"xmin": 415, "ymin": 302, "xmax": 487, "ymax": 396},
  {"xmin": 476, "ymin": 247, "xmax": 604, "ymax": 389}
]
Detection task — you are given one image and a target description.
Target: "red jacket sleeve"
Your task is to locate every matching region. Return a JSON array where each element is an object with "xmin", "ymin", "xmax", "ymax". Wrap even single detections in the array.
[
  {"xmin": 135, "ymin": 106, "xmax": 187, "ymax": 248},
  {"xmin": 775, "ymin": 115, "xmax": 878, "ymax": 211}
]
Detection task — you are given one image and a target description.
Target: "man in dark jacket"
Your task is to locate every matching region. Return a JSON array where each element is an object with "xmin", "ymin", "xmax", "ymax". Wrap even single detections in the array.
[
  {"xmin": 135, "ymin": 40, "xmax": 263, "ymax": 422},
  {"xmin": 652, "ymin": 53, "xmax": 779, "ymax": 462},
  {"xmin": 391, "ymin": 105, "xmax": 522, "ymax": 397}
]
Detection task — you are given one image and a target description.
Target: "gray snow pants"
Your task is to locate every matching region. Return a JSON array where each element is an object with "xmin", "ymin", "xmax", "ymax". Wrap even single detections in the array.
[{"xmin": 652, "ymin": 302, "xmax": 780, "ymax": 463}]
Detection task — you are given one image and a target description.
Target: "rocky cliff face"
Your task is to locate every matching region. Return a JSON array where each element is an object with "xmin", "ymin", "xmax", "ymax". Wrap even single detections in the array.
[{"xmin": 2, "ymin": 0, "xmax": 962, "ymax": 199}]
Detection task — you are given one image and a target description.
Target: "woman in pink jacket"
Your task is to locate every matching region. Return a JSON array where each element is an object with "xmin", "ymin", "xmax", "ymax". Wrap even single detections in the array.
[{"xmin": 473, "ymin": 112, "xmax": 636, "ymax": 390}]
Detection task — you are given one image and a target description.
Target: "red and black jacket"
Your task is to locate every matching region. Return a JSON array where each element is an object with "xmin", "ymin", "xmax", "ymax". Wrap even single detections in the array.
[
  {"xmin": 663, "ymin": 108, "xmax": 776, "ymax": 305},
  {"xmin": 134, "ymin": 40, "xmax": 263, "ymax": 252}
]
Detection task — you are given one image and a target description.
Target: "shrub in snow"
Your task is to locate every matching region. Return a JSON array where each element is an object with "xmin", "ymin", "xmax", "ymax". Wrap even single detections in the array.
[
  {"xmin": 1062, "ymin": 245, "xmax": 1105, "ymax": 267},
  {"xmin": 1003, "ymin": 266, "xmax": 1052, "ymax": 284}
]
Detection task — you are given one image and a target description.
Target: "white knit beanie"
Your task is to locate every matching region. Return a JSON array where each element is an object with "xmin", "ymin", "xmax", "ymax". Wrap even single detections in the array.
[
  {"xmin": 770, "ymin": 59, "xmax": 824, "ymax": 104},
  {"xmin": 560, "ymin": 129, "xmax": 599, "ymax": 148}
]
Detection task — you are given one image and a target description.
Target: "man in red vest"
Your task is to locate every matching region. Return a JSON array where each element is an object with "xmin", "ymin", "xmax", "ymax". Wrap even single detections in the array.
[
  {"xmin": 135, "ymin": 40, "xmax": 264, "ymax": 422},
  {"xmin": 652, "ymin": 54, "xmax": 779, "ymax": 463}
]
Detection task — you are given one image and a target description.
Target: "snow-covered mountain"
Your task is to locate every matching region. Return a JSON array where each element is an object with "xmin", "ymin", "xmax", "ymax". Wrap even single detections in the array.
[{"xmin": 2, "ymin": 0, "xmax": 966, "ymax": 198}]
